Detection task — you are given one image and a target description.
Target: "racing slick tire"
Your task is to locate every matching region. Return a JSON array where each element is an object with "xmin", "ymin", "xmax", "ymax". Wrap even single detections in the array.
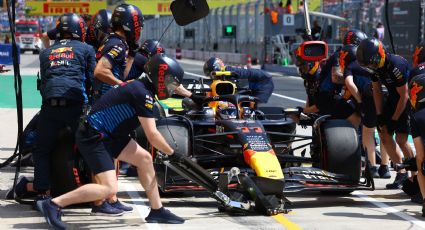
[
  {"xmin": 50, "ymin": 127, "xmax": 91, "ymax": 198},
  {"xmin": 155, "ymin": 118, "xmax": 190, "ymax": 193},
  {"xmin": 321, "ymin": 119, "xmax": 361, "ymax": 184}
]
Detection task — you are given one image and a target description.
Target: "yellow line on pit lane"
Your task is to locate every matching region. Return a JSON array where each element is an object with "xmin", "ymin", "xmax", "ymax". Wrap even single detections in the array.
[{"xmin": 272, "ymin": 214, "xmax": 302, "ymax": 230}]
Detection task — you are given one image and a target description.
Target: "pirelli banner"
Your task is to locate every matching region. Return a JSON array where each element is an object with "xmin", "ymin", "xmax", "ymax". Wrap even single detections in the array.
[{"xmin": 25, "ymin": 1, "xmax": 107, "ymax": 16}]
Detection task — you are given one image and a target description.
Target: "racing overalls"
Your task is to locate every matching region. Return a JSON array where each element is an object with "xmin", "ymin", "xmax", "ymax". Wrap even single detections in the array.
[
  {"xmin": 34, "ymin": 39, "xmax": 96, "ymax": 193},
  {"xmin": 371, "ymin": 54, "xmax": 411, "ymax": 134}
]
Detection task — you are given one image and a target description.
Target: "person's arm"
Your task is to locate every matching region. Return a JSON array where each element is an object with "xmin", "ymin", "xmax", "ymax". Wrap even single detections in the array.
[
  {"xmin": 124, "ymin": 55, "xmax": 134, "ymax": 80},
  {"xmin": 372, "ymin": 81, "xmax": 383, "ymax": 114},
  {"xmin": 345, "ymin": 75, "xmax": 362, "ymax": 103},
  {"xmin": 41, "ymin": 32, "xmax": 51, "ymax": 49},
  {"xmin": 303, "ymin": 104, "xmax": 319, "ymax": 113},
  {"xmin": 94, "ymin": 57, "xmax": 123, "ymax": 85},
  {"xmin": 86, "ymin": 47, "xmax": 96, "ymax": 84},
  {"xmin": 392, "ymin": 84, "xmax": 408, "ymax": 120},
  {"xmin": 138, "ymin": 117, "xmax": 174, "ymax": 156},
  {"xmin": 173, "ymin": 84, "xmax": 193, "ymax": 98}
]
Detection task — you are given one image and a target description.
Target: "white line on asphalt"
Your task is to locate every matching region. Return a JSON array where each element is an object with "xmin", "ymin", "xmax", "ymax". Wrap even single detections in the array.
[
  {"xmin": 353, "ymin": 191, "xmax": 425, "ymax": 229},
  {"xmin": 272, "ymin": 93, "xmax": 306, "ymax": 103},
  {"xmin": 184, "ymin": 71, "xmax": 208, "ymax": 79},
  {"xmin": 124, "ymin": 183, "xmax": 162, "ymax": 230}
]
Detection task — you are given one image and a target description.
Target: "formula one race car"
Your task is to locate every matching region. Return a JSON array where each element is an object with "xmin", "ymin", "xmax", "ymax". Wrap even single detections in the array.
[{"xmin": 136, "ymin": 73, "xmax": 374, "ymax": 216}]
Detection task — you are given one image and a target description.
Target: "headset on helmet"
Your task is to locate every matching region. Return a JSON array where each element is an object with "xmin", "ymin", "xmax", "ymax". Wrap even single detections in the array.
[
  {"xmin": 343, "ymin": 29, "xmax": 368, "ymax": 46},
  {"xmin": 203, "ymin": 57, "xmax": 225, "ymax": 77},
  {"xmin": 413, "ymin": 42, "xmax": 425, "ymax": 67},
  {"xmin": 339, "ymin": 44, "xmax": 357, "ymax": 73},
  {"xmin": 56, "ymin": 13, "xmax": 87, "ymax": 42},
  {"xmin": 356, "ymin": 38, "xmax": 386, "ymax": 70},
  {"xmin": 144, "ymin": 54, "xmax": 184, "ymax": 100},
  {"xmin": 409, "ymin": 74, "xmax": 425, "ymax": 111},
  {"xmin": 140, "ymin": 39, "xmax": 165, "ymax": 58},
  {"xmin": 112, "ymin": 4, "xmax": 144, "ymax": 50},
  {"xmin": 92, "ymin": 9, "xmax": 112, "ymax": 41}
]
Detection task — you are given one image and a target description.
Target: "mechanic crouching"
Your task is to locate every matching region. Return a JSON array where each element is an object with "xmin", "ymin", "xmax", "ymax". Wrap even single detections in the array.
[
  {"xmin": 294, "ymin": 45, "xmax": 360, "ymax": 128},
  {"xmin": 32, "ymin": 14, "xmax": 96, "ymax": 201},
  {"xmin": 37, "ymin": 54, "xmax": 185, "ymax": 229}
]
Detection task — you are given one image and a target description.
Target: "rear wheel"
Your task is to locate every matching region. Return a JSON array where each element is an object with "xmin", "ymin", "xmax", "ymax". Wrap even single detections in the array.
[{"xmin": 321, "ymin": 119, "xmax": 361, "ymax": 183}]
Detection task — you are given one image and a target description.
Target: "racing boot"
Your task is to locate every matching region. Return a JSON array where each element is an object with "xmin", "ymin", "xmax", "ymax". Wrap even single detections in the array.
[
  {"xmin": 370, "ymin": 166, "xmax": 380, "ymax": 178},
  {"xmin": 378, "ymin": 165, "xmax": 391, "ymax": 179},
  {"xmin": 36, "ymin": 198, "xmax": 66, "ymax": 230},
  {"xmin": 386, "ymin": 172, "xmax": 408, "ymax": 189},
  {"xmin": 145, "ymin": 207, "xmax": 185, "ymax": 224},
  {"xmin": 109, "ymin": 199, "xmax": 133, "ymax": 213}
]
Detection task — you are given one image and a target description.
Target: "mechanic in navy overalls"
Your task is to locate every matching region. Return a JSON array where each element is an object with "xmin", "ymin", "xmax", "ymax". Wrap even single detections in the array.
[
  {"xmin": 340, "ymin": 44, "xmax": 390, "ymax": 179},
  {"xmin": 37, "ymin": 54, "xmax": 186, "ymax": 229},
  {"xmin": 357, "ymin": 38, "xmax": 413, "ymax": 189},
  {"xmin": 33, "ymin": 13, "xmax": 96, "ymax": 200},
  {"xmin": 202, "ymin": 57, "xmax": 274, "ymax": 104},
  {"xmin": 408, "ymin": 42, "xmax": 425, "ymax": 213},
  {"xmin": 294, "ymin": 46, "xmax": 360, "ymax": 127}
]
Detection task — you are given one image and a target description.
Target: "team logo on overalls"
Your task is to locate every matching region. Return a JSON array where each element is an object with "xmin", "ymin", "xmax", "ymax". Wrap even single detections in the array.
[{"xmin": 410, "ymin": 82, "xmax": 423, "ymax": 109}]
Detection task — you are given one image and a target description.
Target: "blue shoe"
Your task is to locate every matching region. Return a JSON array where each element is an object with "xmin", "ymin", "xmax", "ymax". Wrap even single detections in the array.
[
  {"xmin": 5, "ymin": 175, "xmax": 29, "ymax": 199},
  {"xmin": 109, "ymin": 200, "xmax": 133, "ymax": 213},
  {"xmin": 145, "ymin": 207, "xmax": 185, "ymax": 224},
  {"xmin": 91, "ymin": 201, "xmax": 124, "ymax": 216},
  {"xmin": 36, "ymin": 199, "xmax": 67, "ymax": 230},
  {"xmin": 33, "ymin": 194, "xmax": 52, "ymax": 212}
]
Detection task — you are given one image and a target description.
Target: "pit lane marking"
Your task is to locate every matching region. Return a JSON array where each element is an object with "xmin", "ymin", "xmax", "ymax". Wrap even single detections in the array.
[
  {"xmin": 123, "ymin": 181, "xmax": 161, "ymax": 230},
  {"xmin": 272, "ymin": 214, "xmax": 302, "ymax": 230},
  {"xmin": 354, "ymin": 191, "xmax": 425, "ymax": 229}
]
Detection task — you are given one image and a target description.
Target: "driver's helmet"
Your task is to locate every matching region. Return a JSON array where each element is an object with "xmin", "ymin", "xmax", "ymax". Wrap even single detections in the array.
[{"xmin": 216, "ymin": 101, "xmax": 237, "ymax": 120}]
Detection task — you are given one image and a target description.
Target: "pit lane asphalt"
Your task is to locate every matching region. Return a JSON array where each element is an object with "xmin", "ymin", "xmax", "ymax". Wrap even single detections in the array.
[{"xmin": 0, "ymin": 54, "xmax": 424, "ymax": 229}]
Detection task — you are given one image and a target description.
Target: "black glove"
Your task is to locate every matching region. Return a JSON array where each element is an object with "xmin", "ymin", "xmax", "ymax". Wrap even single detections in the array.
[
  {"xmin": 189, "ymin": 94, "xmax": 205, "ymax": 106},
  {"xmin": 169, "ymin": 150, "xmax": 185, "ymax": 162},
  {"xmin": 296, "ymin": 106, "xmax": 304, "ymax": 114},
  {"xmin": 386, "ymin": 119, "xmax": 397, "ymax": 134}
]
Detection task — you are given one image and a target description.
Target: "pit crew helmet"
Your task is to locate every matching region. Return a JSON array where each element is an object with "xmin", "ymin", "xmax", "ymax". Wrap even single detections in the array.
[
  {"xmin": 339, "ymin": 44, "xmax": 358, "ymax": 73},
  {"xmin": 140, "ymin": 39, "xmax": 165, "ymax": 58},
  {"xmin": 111, "ymin": 4, "xmax": 144, "ymax": 50},
  {"xmin": 144, "ymin": 54, "xmax": 184, "ymax": 100},
  {"xmin": 92, "ymin": 9, "xmax": 112, "ymax": 41},
  {"xmin": 294, "ymin": 46, "xmax": 319, "ymax": 78},
  {"xmin": 56, "ymin": 13, "xmax": 87, "ymax": 42},
  {"xmin": 409, "ymin": 74, "xmax": 425, "ymax": 111},
  {"xmin": 356, "ymin": 38, "xmax": 386, "ymax": 70},
  {"xmin": 413, "ymin": 42, "xmax": 425, "ymax": 67},
  {"xmin": 203, "ymin": 57, "xmax": 225, "ymax": 77},
  {"xmin": 343, "ymin": 29, "xmax": 368, "ymax": 46}
]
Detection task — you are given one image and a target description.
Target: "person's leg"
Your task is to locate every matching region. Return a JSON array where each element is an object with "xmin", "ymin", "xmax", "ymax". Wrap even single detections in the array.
[
  {"xmin": 117, "ymin": 139, "xmax": 162, "ymax": 209},
  {"xmin": 32, "ymin": 106, "xmax": 62, "ymax": 194},
  {"xmin": 363, "ymin": 126, "xmax": 376, "ymax": 166},
  {"xmin": 395, "ymin": 133, "xmax": 414, "ymax": 159},
  {"xmin": 52, "ymin": 170, "xmax": 117, "ymax": 207},
  {"xmin": 346, "ymin": 113, "xmax": 361, "ymax": 129}
]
